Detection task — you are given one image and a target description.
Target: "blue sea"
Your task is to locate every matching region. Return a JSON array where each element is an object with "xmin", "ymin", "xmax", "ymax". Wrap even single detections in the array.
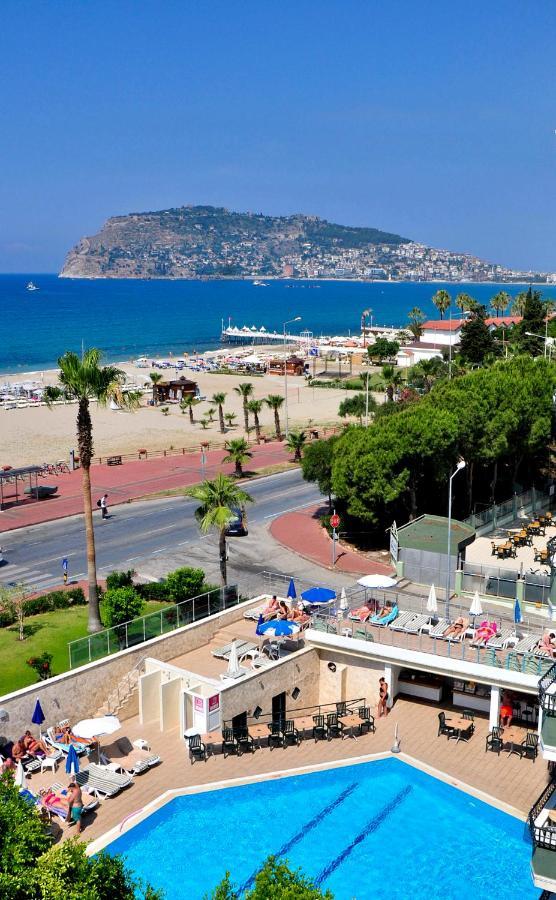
[{"xmin": 0, "ymin": 274, "xmax": 531, "ymax": 374}]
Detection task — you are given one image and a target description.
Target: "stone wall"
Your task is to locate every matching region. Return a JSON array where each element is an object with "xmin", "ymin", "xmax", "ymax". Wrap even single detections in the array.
[
  {"xmin": 317, "ymin": 648, "xmax": 385, "ymax": 708},
  {"xmin": 220, "ymin": 648, "xmax": 320, "ymax": 722}
]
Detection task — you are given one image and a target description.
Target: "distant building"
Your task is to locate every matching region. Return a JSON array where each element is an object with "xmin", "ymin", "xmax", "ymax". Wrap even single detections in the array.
[
  {"xmin": 396, "ymin": 316, "xmax": 523, "ymax": 367},
  {"xmin": 282, "ymin": 263, "xmax": 294, "ymax": 277}
]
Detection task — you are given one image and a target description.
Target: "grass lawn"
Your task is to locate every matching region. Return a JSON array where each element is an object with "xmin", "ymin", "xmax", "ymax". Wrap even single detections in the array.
[{"xmin": 0, "ymin": 600, "xmax": 167, "ymax": 697}]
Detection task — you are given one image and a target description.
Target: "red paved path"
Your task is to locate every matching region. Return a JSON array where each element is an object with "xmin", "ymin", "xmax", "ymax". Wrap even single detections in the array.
[
  {"xmin": 270, "ymin": 504, "xmax": 394, "ymax": 576},
  {"xmin": 0, "ymin": 442, "xmax": 290, "ymax": 532}
]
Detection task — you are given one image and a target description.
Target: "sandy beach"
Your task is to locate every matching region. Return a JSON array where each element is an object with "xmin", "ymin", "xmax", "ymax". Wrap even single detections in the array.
[{"xmin": 0, "ymin": 361, "xmax": 376, "ymax": 467}]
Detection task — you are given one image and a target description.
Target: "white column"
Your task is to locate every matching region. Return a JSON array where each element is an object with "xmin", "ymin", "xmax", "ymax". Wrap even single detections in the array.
[
  {"xmin": 384, "ymin": 665, "xmax": 399, "ymax": 710},
  {"xmin": 489, "ymin": 685, "xmax": 500, "ymax": 729}
]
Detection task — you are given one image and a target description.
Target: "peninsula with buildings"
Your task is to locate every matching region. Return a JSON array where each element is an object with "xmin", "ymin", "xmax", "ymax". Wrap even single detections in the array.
[{"xmin": 60, "ymin": 205, "xmax": 555, "ymax": 283}]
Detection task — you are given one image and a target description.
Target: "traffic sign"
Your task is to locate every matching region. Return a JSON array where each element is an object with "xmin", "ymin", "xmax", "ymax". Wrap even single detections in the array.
[
  {"xmin": 330, "ymin": 513, "xmax": 340, "ymax": 529},
  {"xmin": 62, "ymin": 558, "xmax": 68, "ymax": 572}
]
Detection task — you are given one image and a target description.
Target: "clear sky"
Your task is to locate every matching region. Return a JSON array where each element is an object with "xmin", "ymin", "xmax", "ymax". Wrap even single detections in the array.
[{"xmin": 1, "ymin": 0, "xmax": 555, "ymax": 272}]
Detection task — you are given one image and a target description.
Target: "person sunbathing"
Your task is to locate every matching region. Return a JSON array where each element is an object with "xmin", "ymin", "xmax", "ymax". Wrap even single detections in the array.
[
  {"xmin": 291, "ymin": 603, "xmax": 309, "ymax": 624},
  {"xmin": 22, "ymin": 731, "xmax": 48, "ymax": 756},
  {"xmin": 55, "ymin": 723, "xmax": 90, "ymax": 745},
  {"xmin": 373, "ymin": 602, "xmax": 393, "ymax": 622},
  {"xmin": 350, "ymin": 603, "xmax": 374, "ymax": 622},
  {"xmin": 11, "ymin": 739, "xmax": 27, "ymax": 761},
  {"xmin": 537, "ymin": 632, "xmax": 556, "ymax": 658},
  {"xmin": 473, "ymin": 620, "xmax": 498, "ymax": 645},
  {"xmin": 443, "ymin": 617, "xmax": 468, "ymax": 638},
  {"xmin": 262, "ymin": 595, "xmax": 280, "ymax": 621},
  {"xmin": 276, "ymin": 600, "xmax": 291, "ymax": 620}
]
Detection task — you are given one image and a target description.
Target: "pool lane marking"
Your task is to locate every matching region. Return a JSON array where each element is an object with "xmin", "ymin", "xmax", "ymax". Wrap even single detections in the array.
[
  {"xmin": 238, "ymin": 782, "xmax": 358, "ymax": 894},
  {"xmin": 314, "ymin": 784, "xmax": 412, "ymax": 888}
]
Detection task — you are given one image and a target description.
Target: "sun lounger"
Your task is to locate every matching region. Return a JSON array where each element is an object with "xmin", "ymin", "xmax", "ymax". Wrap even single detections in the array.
[
  {"xmin": 42, "ymin": 782, "xmax": 99, "ymax": 820},
  {"xmin": 389, "ymin": 611, "xmax": 418, "ymax": 632},
  {"xmin": 212, "ymin": 640, "xmax": 257, "ymax": 660},
  {"xmin": 369, "ymin": 605, "xmax": 399, "ymax": 627},
  {"xmin": 402, "ymin": 614, "xmax": 431, "ymax": 634},
  {"xmin": 428, "ymin": 618, "xmax": 450, "ymax": 638},
  {"xmin": 513, "ymin": 634, "xmax": 540, "ymax": 655},
  {"xmin": 485, "ymin": 628, "xmax": 518, "ymax": 650},
  {"xmin": 75, "ymin": 763, "xmax": 132, "ymax": 798},
  {"xmin": 100, "ymin": 738, "xmax": 161, "ymax": 775},
  {"xmin": 442, "ymin": 620, "xmax": 472, "ymax": 643},
  {"xmin": 44, "ymin": 726, "xmax": 91, "ymax": 756}
]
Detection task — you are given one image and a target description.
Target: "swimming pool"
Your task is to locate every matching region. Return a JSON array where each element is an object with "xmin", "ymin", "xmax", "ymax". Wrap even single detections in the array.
[{"xmin": 106, "ymin": 758, "xmax": 535, "ymax": 899}]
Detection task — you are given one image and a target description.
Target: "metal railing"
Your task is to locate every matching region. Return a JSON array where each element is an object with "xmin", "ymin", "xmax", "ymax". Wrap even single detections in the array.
[
  {"xmin": 539, "ymin": 662, "xmax": 556, "ymax": 713},
  {"xmin": 68, "ymin": 585, "xmax": 239, "ymax": 669},
  {"xmin": 528, "ymin": 780, "xmax": 556, "ymax": 850},
  {"xmin": 223, "ymin": 698, "xmax": 367, "ymax": 731},
  {"xmin": 463, "ymin": 486, "xmax": 551, "ymax": 535},
  {"xmin": 462, "ymin": 561, "xmax": 551, "ymax": 606}
]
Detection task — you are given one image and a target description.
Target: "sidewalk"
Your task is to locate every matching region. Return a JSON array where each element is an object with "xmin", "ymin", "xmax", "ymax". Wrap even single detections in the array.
[
  {"xmin": 0, "ymin": 441, "xmax": 290, "ymax": 533},
  {"xmin": 269, "ymin": 504, "xmax": 394, "ymax": 576}
]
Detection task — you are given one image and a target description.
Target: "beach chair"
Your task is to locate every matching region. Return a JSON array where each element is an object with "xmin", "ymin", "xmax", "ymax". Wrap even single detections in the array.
[
  {"xmin": 513, "ymin": 634, "xmax": 539, "ymax": 655},
  {"xmin": 485, "ymin": 628, "xmax": 518, "ymax": 650},
  {"xmin": 370, "ymin": 605, "xmax": 399, "ymax": 627},
  {"xmin": 428, "ymin": 619, "xmax": 450, "ymax": 639},
  {"xmin": 43, "ymin": 782, "xmax": 99, "ymax": 820},
  {"xmin": 75, "ymin": 764, "xmax": 131, "ymax": 799},
  {"xmin": 243, "ymin": 605, "xmax": 266, "ymax": 621},
  {"xmin": 402, "ymin": 614, "xmax": 431, "ymax": 634},
  {"xmin": 389, "ymin": 610, "xmax": 418, "ymax": 632},
  {"xmin": 100, "ymin": 737, "xmax": 161, "ymax": 775},
  {"xmin": 44, "ymin": 726, "xmax": 91, "ymax": 756}
]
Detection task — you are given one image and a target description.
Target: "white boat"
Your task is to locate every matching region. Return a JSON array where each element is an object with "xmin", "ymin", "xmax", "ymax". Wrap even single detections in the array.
[
  {"xmin": 26, "ymin": 281, "xmax": 38, "ymax": 291},
  {"xmin": 252, "ymin": 280, "xmax": 267, "ymax": 286}
]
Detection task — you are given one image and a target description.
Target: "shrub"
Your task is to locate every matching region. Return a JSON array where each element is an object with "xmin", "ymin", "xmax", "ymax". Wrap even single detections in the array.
[
  {"xmin": 27, "ymin": 652, "xmax": 53, "ymax": 680},
  {"xmin": 137, "ymin": 581, "xmax": 169, "ymax": 602},
  {"xmin": 102, "ymin": 587, "xmax": 144, "ymax": 628},
  {"xmin": 0, "ymin": 587, "xmax": 86, "ymax": 628},
  {"xmin": 164, "ymin": 567, "xmax": 206, "ymax": 603},
  {"xmin": 106, "ymin": 570, "xmax": 135, "ymax": 591}
]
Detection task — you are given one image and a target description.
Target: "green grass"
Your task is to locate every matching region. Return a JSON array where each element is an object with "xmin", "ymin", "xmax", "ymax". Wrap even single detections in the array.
[{"xmin": 0, "ymin": 600, "xmax": 168, "ymax": 697}]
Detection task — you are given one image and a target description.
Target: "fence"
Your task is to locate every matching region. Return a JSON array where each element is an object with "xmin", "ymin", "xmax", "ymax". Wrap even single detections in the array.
[
  {"xmin": 462, "ymin": 561, "xmax": 551, "ymax": 605},
  {"xmin": 463, "ymin": 486, "xmax": 552, "ymax": 536},
  {"xmin": 67, "ymin": 586, "xmax": 239, "ymax": 669}
]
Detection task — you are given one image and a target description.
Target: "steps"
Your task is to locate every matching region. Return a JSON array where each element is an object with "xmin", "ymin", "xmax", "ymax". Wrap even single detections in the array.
[{"xmin": 95, "ymin": 656, "xmax": 146, "ymax": 718}]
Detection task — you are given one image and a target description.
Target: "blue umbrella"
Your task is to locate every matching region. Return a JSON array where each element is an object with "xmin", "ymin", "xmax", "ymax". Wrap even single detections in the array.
[
  {"xmin": 287, "ymin": 578, "xmax": 297, "ymax": 600},
  {"xmin": 514, "ymin": 598, "xmax": 523, "ymax": 625},
  {"xmin": 301, "ymin": 586, "xmax": 336, "ymax": 605},
  {"xmin": 65, "ymin": 744, "xmax": 80, "ymax": 776},
  {"xmin": 256, "ymin": 619, "xmax": 301, "ymax": 637},
  {"xmin": 31, "ymin": 699, "xmax": 45, "ymax": 728}
]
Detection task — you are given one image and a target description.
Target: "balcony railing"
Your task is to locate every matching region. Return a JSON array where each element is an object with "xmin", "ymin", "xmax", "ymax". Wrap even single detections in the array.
[{"xmin": 528, "ymin": 780, "xmax": 556, "ymax": 851}]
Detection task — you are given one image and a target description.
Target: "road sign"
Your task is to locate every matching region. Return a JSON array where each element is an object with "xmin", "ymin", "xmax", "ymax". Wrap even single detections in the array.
[
  {"xmin": 62, "ymin": 558, "xmax": 68, "ymax": 572},
  {"xmin": 330, "ymin": 513, "xmax": 340, "ymax": 529}
]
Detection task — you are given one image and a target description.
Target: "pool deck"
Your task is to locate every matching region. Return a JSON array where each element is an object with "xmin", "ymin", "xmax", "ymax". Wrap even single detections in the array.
[{"xmin": 27, "ymin": 696, "xmax": 548, "ymax": 847}]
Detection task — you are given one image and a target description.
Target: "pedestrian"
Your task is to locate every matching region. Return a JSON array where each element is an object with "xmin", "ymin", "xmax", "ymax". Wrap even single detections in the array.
[
  {"xmin": 67, "ymin": 781, "xmax": 84, "ymax": 834},
  {"xmin": 378, "ymin": 676, "xmax": 389, "ymax": 718},
  {"xmin": 100, "ymin": 493, "xmax": 108, "ymax": 519}
]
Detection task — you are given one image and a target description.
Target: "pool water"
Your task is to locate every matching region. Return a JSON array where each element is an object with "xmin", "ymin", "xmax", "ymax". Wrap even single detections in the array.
[{"xmin": 106, "ymin": 758, "xmax": 535, "ymax": 899}]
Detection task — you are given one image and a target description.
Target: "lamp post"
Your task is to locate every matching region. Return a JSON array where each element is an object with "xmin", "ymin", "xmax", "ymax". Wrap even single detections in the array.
[
  {"xmin": 284, "ymin": 316, "xmax": 301, "ymax": 439},
  {"xmin": 525, "ymin": 331, "xmax": 555, "ymax": 360},
  {"xmin": 445, "ymin": 460, "xmax": 466, "ymax": 618}
]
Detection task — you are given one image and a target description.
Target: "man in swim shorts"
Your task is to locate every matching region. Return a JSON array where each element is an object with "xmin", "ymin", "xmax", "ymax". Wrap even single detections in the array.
[{"xmin": 67, "ymin": 782, "xmax": 83, "ymax": 834}]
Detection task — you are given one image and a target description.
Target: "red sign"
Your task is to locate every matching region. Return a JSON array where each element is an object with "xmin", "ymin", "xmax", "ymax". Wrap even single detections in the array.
[
  {"xmin": 208, "ymin": 694, "xmax": 220, "ymax": 712},
  {"xmin": 330, "ymin": 514, "xmax": 340, "ymax": 528}
]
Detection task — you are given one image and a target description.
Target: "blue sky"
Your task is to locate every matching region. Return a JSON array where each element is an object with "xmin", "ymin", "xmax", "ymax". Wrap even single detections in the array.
[{"xmin": 1, "ymin": 1, "xmax": 554, "ymax": 272}]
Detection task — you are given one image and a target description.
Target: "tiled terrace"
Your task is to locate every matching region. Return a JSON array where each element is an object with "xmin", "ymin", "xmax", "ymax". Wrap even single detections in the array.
[{"xmin": 26, "ymin": 697, "xmax": 548, "ymax": 847}]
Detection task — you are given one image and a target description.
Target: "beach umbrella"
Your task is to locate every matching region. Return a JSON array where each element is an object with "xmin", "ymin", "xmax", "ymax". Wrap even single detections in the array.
[
  {"xmin": 357, "ymin": 575, "xmax": 397, "ymax": 589},
  {"xmin": 287, "ymin": 578, "xmax": 297, "ymax": 600},
  {"xmin": 469, "ymin": 591, "xmax": 483, "ymax": 618},
  {"xmin": 514, "ymin": 598, "xmax": 523, "ymax": 625},
  {"xmin": 426, "ymin": 584, "xmax": 438, "ymax": 616},
  {"xmin": 256, "ymin": 620, "xmax": 301, "ymax": 637},
  {"xmin": 340, "ymin": 587, "xmax": 348, "ymax": 611},
  {"xmin": 31, "ymin": 699, "xmax": 45, "ymax": 736},
  {"xmin": 65, "ymin": 744, "xmax": 80, "ymax": 776},
  {"xmin": 74, "ymin": 715, "xmax": 121, "ymax": 763},
  {"xmin": 226, "ymin": 641, "xmax": 241, "ymax": 678},
  {"xmin": 301, "ymin": 586, "xmax": 336, "ymax": 606},
  {"xmin": 15, "ymin": 760, "xmax": 25, "ymax": 789}
]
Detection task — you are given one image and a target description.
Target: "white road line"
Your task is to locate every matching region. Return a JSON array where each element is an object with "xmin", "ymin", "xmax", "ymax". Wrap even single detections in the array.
[
  {"xmin": 177, "ymin": 541, "xmax": 189, "ymax": 546},
  {"xmin": 152, "ymin": 548, "xmax": 167, "ymax": 554},
  {"xmin": 126, "ymin": 556, "xmax": 141, "ymax": 562},
  {"xmin": 263, "ymin": 500, "xmax": 319, "ymax": 520}
]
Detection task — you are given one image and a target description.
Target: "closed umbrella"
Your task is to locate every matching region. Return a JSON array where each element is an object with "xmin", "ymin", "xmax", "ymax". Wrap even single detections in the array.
[
  {"xmin": 15, "ymin": 760, "xmax": 25, "ymax": 789},
  {"xmin": 225, "ymin": 640, "xmax": 241, "ymax": 678},
  {"xmin": 65, "ymin": 744, "xmax": 80, "ymax": 776},
  {"xmin": 31, "ymin": 699, "xmax": 45, "ymax": 737},
  {"xmin": 426, "ymin": 584, "xmax": 438, "ymax": 616},
  {"xmin": 514, "ymin": 598, "xmax": 523, "ymax": 625},
  {"xmin": 340, "ymin": 587, "xmax": 348, "ymax": 611},
  {"xmin": 469, "ymin": 591, "xmax": 483, "ymax": 618},
  {"xmin": 287, "ymin": 578, "xmax": 297, "ymax": 600}
]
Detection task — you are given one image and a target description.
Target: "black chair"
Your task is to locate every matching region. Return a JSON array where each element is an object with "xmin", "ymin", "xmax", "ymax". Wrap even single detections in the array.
[
  {"xmin": 358, "ymin": 706, "xmax": 376, "ymax": 734},
  {"xmin": 283, "ymin": 720, "xmax": 301, "ymax": 747},
  {"xmin": 312, "ymin": 714, "xmax": 328, "ymax": 742},
  {"xmin": 326, "ymin": 713, "xmax": 344, "ymax": 740},
  {"xmin": 188, "ymin": 734, "xmax": 208, "ymax": 764},
  {"xmin": 485, "ymin": 726, "xmax": 503, "ymax": 756},
  {"xmin": 236, "ymin": 728, "xmax": 255, "ymax": 754},
  {"xmin": 438, "ymin": 712, "xmax": 455, "ymax": 738},
  {"xmin": 462, "ymin": 710, "xmax": 475, "ymax": 734},
  {"xmin": 521, "ymin": 732, "xmax": 539, "ymax": 762},
  {"xmin": 268, "ymin": 721, "xmax": 285, "ymax": 750},
  {"xmin": 221, "ymin": 728, "xmax": 241, "ymax": 758},
  {"xmin": 335, "ymin": 702, "xmax": 348, "ymax": 717},
  {"xmin": 523, "ymin": 703, "xmax": 536, "ymax": 725}
]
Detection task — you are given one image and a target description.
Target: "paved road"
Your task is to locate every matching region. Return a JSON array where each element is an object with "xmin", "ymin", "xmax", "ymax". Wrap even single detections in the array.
[{"xmin": 0, "ymin": 469, "xmax": 323, "ymax": 592}]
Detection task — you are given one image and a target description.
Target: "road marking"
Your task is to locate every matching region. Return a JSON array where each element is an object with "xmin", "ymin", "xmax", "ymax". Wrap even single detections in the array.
[
  {"xmin": 152, "ymin": 548, "xmax": 167, "ymax": 554},
  {"xmin": 263, "ymin": 500, "xmax": 320, "ymax": 520},
  {"xmin": 126, "ymin": 556, "xmax": 141, "ymax": 562}
]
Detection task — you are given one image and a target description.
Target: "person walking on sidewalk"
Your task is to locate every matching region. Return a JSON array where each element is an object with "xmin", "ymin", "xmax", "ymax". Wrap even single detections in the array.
[{"xmin": 100, "ymin": 493, "xmax": 109, "ymax": 519}]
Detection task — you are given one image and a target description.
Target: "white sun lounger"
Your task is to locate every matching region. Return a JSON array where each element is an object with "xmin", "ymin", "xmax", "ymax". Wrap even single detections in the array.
[
  {"xmin": 428, "ymin": 618, "xmax": 450, "ymax": 638},
  {"xmin": 403, "ymin": 614, "xmax": 431, "ymax": 634},
  {"xmin": 513, "ymin": 634, "xmax": 540, "ymax": 655},
  {"xmin": 485, "ymin": 628, "xmax": 518, "ymax": 650},
  {"xmin": 389, "ymin": 611, "xmax": 418, "ymax": 632}
]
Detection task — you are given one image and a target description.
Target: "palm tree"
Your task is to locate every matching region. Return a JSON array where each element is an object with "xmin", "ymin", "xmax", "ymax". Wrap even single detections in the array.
[
  {"xmin": 223, "ymin": 438, "xmax": 253, "ymax": 477},
  {"xmin": 247, "ymin": 399, "xmax": 263, "ymax": 443},
  {"xmin": 44, "ymin": 349, "xmax": 138, "ymax": 632},
  {"xmin": 512, "ymin": 291, "xmax": 528, "ymax": 316},
  {"xmin": 490, "ymin": 290, "xmax": 510, "ymax": 316},
  {"xmin": 149, "ymin": 372, "xmax": 163, "ymax": 405},
  {"xmin": 382, "ymin": 364, "xmax": 403, "ymax": 402},
  {"xmin": 432, "ymin": 289, "xmax": 451, "ymax": 320},
  {"xmin": 179, "ymin": 394, "xmax": 200, "ymax": 423},
  {"xmin": 265, "ymin": 394, "xmax": 285, "ymax": 440},
  {"xmin": 185, "ymin": 474, "xmax": 253, "ymax": 585},
  {"xmin": 212, "ymin": 392, "xmax": 227, "ymax": 433},
  {"xmin": 286, "ymin": 430, "xmax": 307, "ymax": 462},
  {"xmin": 234, "ymin": 382, "xmax": 254, "ymax": 432},
  {"xmin": 407, "ymin": 307, "xmax": 426, "ymax": 339},
  {"xmin": 455, "ymin": 293, "xmax": 475, "ymax": 316},
  {"xmin": 411, "ymin": 358, "xmax": 438, "ymax": 393},
  {"xmin": 225, "ymin": 412, "xmax": 237, "ymax": 428}
]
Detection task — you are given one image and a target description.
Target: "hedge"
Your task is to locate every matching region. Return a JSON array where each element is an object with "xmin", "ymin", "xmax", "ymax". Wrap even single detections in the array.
[{"xmin": 0, "ymin": 587, "xmax": 86, "ymax": 628}]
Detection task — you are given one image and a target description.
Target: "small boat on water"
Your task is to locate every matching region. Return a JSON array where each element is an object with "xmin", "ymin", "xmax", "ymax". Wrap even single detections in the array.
[
  {"xmin": 252, "ymin": 280, "xmax": 267, "ymax": 287},
  {"xmin": 26, "ymin": 281, "xmax": 39, "ymax": 291}
]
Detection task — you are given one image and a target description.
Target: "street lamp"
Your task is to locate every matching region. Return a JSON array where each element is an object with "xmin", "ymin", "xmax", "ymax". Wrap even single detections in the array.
[
  {"xmin": 284, "ymin": 316, "xmax": 301, "ymax": 438},
  {"xmin": 525, "ymin": 332, "xmax": 555, "ymax": 359},
  {"xmin": 445, "ymin": 459, "xmax": 466, "ymax": 618}
]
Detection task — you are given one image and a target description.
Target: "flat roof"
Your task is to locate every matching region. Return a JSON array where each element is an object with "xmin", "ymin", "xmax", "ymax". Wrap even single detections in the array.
[
  {"xmin": 397, "ymin": 514, "xmax": 475, "ymax": 554},
  {"xmin": 0, "ymin": 465, "xmax": 42, "ymax": 481}
]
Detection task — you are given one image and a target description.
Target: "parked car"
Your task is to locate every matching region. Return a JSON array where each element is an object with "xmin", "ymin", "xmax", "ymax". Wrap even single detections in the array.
[{"xmin": 225, "ymin": 506, "xmax": 248, "ymax": 537}]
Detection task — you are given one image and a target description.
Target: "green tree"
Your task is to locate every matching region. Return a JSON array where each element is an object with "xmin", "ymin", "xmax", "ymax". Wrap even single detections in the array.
[
  {"xmin": 180, "ymin": 394, "xmax": 201, "ymax": 423},
  {"xmin": 408, "ymin": 358, "xmax": 445, "ymax": 393},
  {"xmin": 455, "ymin": 292, "xmax": 475, "ymax": 315},
  {"xmin": 338, "ymin": 392, "xmax": 376, "ymax": 425},
  {"xmin": 212, "ymin": 392, "xmax": 227, "ymax": 433},
  {"xmin": 164, "ymin": 566, "xmax": 206, "ymax": 602},
  {"xmin": 458, "ymin": 306, "xmax": 496, "ymax": 364},
  {"xmin": 44, "ymin": 350, "xmax": 139, "ymax": 633},
  {"xmin": 490, "ymin": 290, "xmax": 510, "ymax": 316},
  {"xmin": 0, "ymin": 583, "xmax": 27, "ymax": 641},
  {"xmin": 225, "ymin": 412, "xmax": 237, "ymax": 428},
  {"xmin": 185, "ymin": 474, "xmax": 253, "ymax": 585},
  {"xmin": 432, "ymin": 289, "xmax": 451, "ymax": 320},
  {"xmin": 516, "ymin": 287, "xmax": 547, "ymax": 356},
  {"xmin": 265, "ymin": 394, "xmax": 285, "ymax": 440},
  {"xmin": 223, "ymin": 438, "xmax": 253, "ymax": 477},
  {"xmin": 367, "ymin": 337, "xmax": 400, "ymax": 362},
  {"xmin": 207, "ymin": 856, "xmax": 332, "ymax": 900},
  {"xmin": 234, "ymin": 382, "xmax": 254, "ymax": 432},
  {"xmin": 511, "ymin": 290, "xmax": 528, "ymax": 316},
  {"xmin": 381, "ymin": 364, "xmax": 403, "ymax": 402},
  {"xmin": 286, "ymin": 430, "xmax": 307, "ymax": 462},
  {"xmin": 149, "ymin": 372, "xmax": 163, "ymax": 406},
  {"xmin": 247, "ymin": 399, "xmax": 263, "ymax": 443},
  {"xmin": 301, "ymin": 437, "xmax": 337, "ymax": 510},
  {"xmin": 102, "ymin": 586, "xmax": 144, "ymax": 628},
  {"xmin": 407, "ymin": 306, "xmax": 426, "ymax": 339}
]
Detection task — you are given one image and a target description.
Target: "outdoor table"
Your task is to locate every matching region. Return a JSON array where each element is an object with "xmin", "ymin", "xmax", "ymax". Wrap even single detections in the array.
[
  {"xmin": 501, "ymin": 725, "xmax": 526, "ymax": 758},
  {"xmin": 200, "ymin": 730, "xmax": 223, "ymax": 755},
  {"xmin": 339, "ymin": 713, "xmax": 363, "ymax": 740},
  {"xmin": 293, "ymin": 715, "xmax": 317, "ymax": 738},
  {"xmin": 445, "ymin": 715, "xmax": 473, "ymax": 743}
]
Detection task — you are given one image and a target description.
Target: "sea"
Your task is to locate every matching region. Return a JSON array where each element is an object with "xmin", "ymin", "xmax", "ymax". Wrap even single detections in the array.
[{"xmin": 0, "ymin": 274, "xmax": 533, "ymax": 375}]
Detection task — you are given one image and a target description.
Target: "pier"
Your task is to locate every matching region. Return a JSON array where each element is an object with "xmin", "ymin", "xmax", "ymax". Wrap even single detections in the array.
[{"xmin": 220, "ymin": 323, "xmax": 313, "ymax": 345}]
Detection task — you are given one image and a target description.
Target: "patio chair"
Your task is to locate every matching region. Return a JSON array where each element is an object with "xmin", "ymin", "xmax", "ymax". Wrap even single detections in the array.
[
  {"xmin": 429, "ymin": 619, "xmax": 450, "ymax": 639},
  {"xmin": 513, "ymin": 634, "xmax": 539, "ymax": 655},
  {"xmin": 485, "ymin": 726, "xmax": 503, "ymax": 755},
  {"xmin": 268, "ymin": 721, "xmax": 285, "ymax": 750},
  {"xmin": 236, "ymin": 728, "xmax": 256, "ymax": 754},
  {"xmin": 437, "ymin": 712, "xmax": 455, "ymax": 739},
  {"xmin": 283, "ymin": 720, "xmax": 301, "ymax": 746},
  {"xmin": 389, "ymin": 610, "xmax": 416, "ymax": 632},
  {"xmin": 520, "ymin": 732, "xmax": 539, "ymax": 762},
  {"xmin": 358, "ymin": 706, "xmax": 376, "ymax": 734},
  {"xmin": 312, "ymin": 715, "xmax": 329, "ymax": 743},
  {"xmin": 221, "ymin": 728, "xmax": 241, "ymax": 758},
  {"xmin": 326, "ymin": 713, "xmax": 344, "ymax": 740},
  {"xmin": 336, "ymin": 701, "xmax": 348, "ymax": 717},
  {"xmin": 485, "ymin": 628, "xmax": 518, "ymax": 651},
  {"xmin": 403, "ymin": 614, "xmax": 431, "ymax": 634},
  {"xmin": 188, "ymin": 734, "xmax": 208, "ymax": 764}
]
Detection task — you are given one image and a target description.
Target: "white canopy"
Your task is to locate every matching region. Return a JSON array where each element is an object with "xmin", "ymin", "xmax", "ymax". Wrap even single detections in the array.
[
  {"xmin": 357, "ymin": 575, "xmax": 397, "ymax": 589},
  {"xmin": 73, "ymin": 715, "xmax": 121, "ymax": 740}
]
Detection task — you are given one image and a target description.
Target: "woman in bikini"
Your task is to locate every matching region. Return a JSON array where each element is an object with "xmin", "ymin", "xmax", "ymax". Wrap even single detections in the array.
[{"xmin": 378, "ymin": 677, "xmax": 389, "ymax": 718}]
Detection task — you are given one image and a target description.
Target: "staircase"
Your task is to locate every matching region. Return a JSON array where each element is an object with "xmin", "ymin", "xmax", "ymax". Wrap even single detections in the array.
[{"xmin": 96, "ymin": 656, "xmax": 147, "ymax": 718}]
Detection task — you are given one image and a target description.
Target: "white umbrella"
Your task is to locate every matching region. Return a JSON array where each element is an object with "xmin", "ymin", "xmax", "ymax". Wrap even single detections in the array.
[
  {"xmin": 73, "ymin": 716, "xmax": 121, "ymax": 740},
  {"xmin": 357, "ymin": 575, "xmax": 397, "ymax": 589},
  {"xmin": 226, "ymin": 640, "xmax": 241, "ymax": 678},
  {"xmin": 15, "ymin": 760, "xmax": 25, "ymax": 789},
  {"xmin": 426, "ymin": 584, "xmax": 438, "ymax": 615},
  {"xmin": 340, "ymin": 588, "xmax": 348, "ymax": 611},
  {"xmin": 469, "ymin": 591, "xmax": 483, "ymax": 617}
]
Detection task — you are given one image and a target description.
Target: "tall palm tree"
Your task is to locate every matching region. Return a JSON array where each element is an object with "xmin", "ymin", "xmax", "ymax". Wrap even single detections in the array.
[
  {"xmin": 212, "ymin": 392, "xmax": 227, "ymax": 433},
  {"xmin": 234, "ymin": 382, "xmax": 254, "ymax": 432},
  {"xmin": 432, "ymin": 289, "xmax": 451, "ymax": 320},
  {"xmin": 286, "ymin": 430, "xmax": 307, "ymax": 462},
  {"xmin": 265, "ymin": 394, "xmax": 285, "ymax": 440},
  {"xmin": 512, "ymin": 291, "xmax": 528, "ymax": 316},
  {"xmin": 490, "ymin": 290, "xmax": 510, "ymax": 316},
  {"xmin": 247, "ymin": 399, "xmax": 263, "ymax": 443},
  {"xmin": 455, "ymin": 293, "xmax": 475, "ymax": 316},
  {"xmin": 149, "ymin": 371, "xmax": 163, "ymax": 405},
  {"xmin": 382, "ymin": 364, "xmax": 403, "ymax": 402},
  {"xmin": 179, "ymin": 393, "xmax": 200, "ymax": 423},
  {"xmin": 223, "ymin": 438, "xmax": 253, "ymax": 477},
  {"xmin": 45, "ymin": 349, "xmax": 138, "ymax": 632},
  {"xmin": 411, "ymin": 358, "xmax": 438, "ymax": 393},
  {"xmin": 185, "ymin": 474, "xmax": 252, "ymax": 585},
  {"xmin": 407, "ymin": 307, "xmax": 426, "ymax": 339}
]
